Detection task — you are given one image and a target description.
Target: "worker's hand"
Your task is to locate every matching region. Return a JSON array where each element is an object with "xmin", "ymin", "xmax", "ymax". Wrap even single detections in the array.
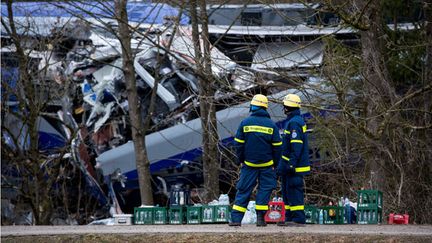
[{"xmin": 287, "ymin": 165, "xmax": 296, "ymax": 175}]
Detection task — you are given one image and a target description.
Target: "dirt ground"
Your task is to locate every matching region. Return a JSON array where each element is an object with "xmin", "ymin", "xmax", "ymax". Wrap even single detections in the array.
[
  {"xmin": 2, "ymin": 233, "xmax": 432, "ymax": 243},
  {"xmin": 2, "ymin": 224, "xmax": 432, "ymax": 242}
]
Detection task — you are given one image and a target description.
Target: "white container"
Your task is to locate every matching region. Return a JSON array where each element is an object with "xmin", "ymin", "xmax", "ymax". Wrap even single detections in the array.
[{"xmin": 113, "ymin": 214, "xmax": 133, "ymax": 225}]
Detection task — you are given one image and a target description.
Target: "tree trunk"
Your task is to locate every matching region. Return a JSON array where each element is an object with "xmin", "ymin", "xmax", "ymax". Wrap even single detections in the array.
[
  {"xmin": 198, "ymin": 0, "xmax": 220, "ymax": 202},
  {"xmin": 115, "ymin": 0, "xmax": 153, "ymax": 206},
  {"xmin": 5, "ymin": 0, "xmax": 55, "ymax": 225},
  {"xmin": 190, "ymin": 0, "xmax": 220, "ymax": 201},
  {"xmin": 359, "ymin": 1, "xmax": 397, "ymax": 191}
]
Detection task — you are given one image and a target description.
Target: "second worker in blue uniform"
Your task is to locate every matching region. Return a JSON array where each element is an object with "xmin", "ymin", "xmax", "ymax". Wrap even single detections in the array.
[{"xmin": 277, "ymin": 94, "xmax": 311, "ymax": 226}]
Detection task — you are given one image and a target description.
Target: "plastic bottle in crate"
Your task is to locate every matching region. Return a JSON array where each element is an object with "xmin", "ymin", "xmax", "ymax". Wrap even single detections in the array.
[
  {"xmin": 155, "ymin": 210, "xmax": 161, "ymax": 222},
  {"xmin": 204, "ymin": 207, "xmax": 212, "ymax": 221},
  {"xmin": 140, "ymin": 211, "xmax": 145, "ymax": 224},
  {"xmin": 319, "ymin": 209, "xmax": 323, "ymax": 224}
]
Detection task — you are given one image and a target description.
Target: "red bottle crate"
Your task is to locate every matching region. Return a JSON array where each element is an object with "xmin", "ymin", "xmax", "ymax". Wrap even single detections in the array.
[
  {"xmin": 264, "ymin": 201, "xmax": 285, "ymax": 223},
  {"xmin": 388, "ymin": 213, "xmax": 409, "ymax": 224}
]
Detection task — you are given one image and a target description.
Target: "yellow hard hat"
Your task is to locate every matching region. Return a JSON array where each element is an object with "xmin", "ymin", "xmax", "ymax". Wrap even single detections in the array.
[
  {"xmin": 251, "ymin": 94, "xmax": 268, "ymax": 109},
  {"xmin": 283, "ymin": 94, "xmax": 301, "ymax": 108}
]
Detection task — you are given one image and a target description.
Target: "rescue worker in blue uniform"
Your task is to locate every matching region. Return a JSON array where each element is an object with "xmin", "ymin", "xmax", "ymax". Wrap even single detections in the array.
[
  {"xmin": 229, "ymin": 94, "xmax": 282, "ymax": 227},
  {"xmin": 277, "ymin": 94, "xmax": 311, "ymax": 226}
]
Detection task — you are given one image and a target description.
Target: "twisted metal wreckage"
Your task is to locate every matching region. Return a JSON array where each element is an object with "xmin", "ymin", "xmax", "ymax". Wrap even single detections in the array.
[{"xmin": 1, "ymin": 2, "xmax": 358, "ymax": 222}]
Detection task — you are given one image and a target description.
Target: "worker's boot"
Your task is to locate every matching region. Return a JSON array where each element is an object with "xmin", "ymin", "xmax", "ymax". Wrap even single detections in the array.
[
  {"xmin": 277, "ymin": 221, "xmax": 289, "ymax": 227},
  {"xmin": 256, "ymin": 211, "xmax": 267, "ymax": 227},
  {"xmin": 228, "ymin": 221, "xmax": 241, "ymax": 227}
]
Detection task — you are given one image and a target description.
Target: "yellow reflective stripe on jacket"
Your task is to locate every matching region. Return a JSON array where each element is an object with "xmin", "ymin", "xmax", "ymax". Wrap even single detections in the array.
[
  {"xmin": 234, "ymin": 137, "xmax": 245, "ymax": 143},
  {"xmin": 282, "ymin": 155, "xmax": 290, "ymax": 161},
  {"xmin": 295, "ymin": 166, "xmax": 310, "ymax": 173},
  {"xmin": 302, "ymin": 125, "xmax": 307, "ymax": 133},
  {"xmin": 290, "ymin": 140, "xmax": 303, "ymax": 144},
  {"xmin": 272, "ymin": 141, "xmax": 282, "ymax": 146},
  {"xmin": 284, "ymin": 130, "xmax": 290, "ymax": 134},
  {"xmin": 290, "ymin": 205, "xmax": 304, "ymax": 211},
  {"xmin": 256, "ymin": 205, "xmax": 269, "ymax": 210},
  {"xmin": 243, "ymin": 125, "xmax": 273, "ymax": 135},
  {"xmin": 285, "ymin": 205, "xmax": 290, "ymax": 210},
  {"xmin": 244, "ymin": 160, "xmax": 274, "ymax": 167},
  {"xmin": 233, "ymin": 205, "xmax": 247, "ymax": 212}
]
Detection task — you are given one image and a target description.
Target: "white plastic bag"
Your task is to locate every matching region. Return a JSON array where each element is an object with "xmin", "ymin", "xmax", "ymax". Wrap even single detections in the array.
[
  {"xmin": 218, "ymin": 194, "xmax": 230, "ymax": 205},
  {"xmin": 241, "ymin": 201, "xmax": 257, "ymax": 224}
]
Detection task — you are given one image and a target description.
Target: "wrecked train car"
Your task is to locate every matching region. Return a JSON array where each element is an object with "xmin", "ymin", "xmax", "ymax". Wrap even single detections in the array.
[{"xmin": 2, "ymin": 2, "xmax": 347, "ymax": 216}]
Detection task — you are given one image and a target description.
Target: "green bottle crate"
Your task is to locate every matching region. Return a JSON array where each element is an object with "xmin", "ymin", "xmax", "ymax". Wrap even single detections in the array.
[
  {"xmin": 357, "ymin": 190, "xmax": 383, "ymax": 210},
  {"xmin": 153, "ymin": 207, "xmax": 167, "ymax": 224},
  {"xmin": 357, "ymin": 208, "xmax": 382, "ymax": 224},
  {"xmin": 134, "ymin": 207, "xmax": 154, "ymax": 225},
  {"xmin": 321, "ymin": 206, "xmax": 344, "ymax": 224},
  {"xmin": 214, "ymin": 205, "xmax": 230, "ymax": 223},
  {"xmin": 201, "ymin": 205, "xmax": 215, "ymax": 223},
  {"xmin": 305, "ymin": 205, "xmax": 318, "ymax": 224},
  {"xmin": 186, "ymin": 206, "xmax": 202, "ymax": 224},
  {"xmin": 169, "ymin": 206, "xmax": 185, "ymax": 224}
]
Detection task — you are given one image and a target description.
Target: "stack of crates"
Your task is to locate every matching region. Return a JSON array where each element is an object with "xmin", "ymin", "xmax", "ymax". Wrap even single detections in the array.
[
  {"xmin": 134, "ymin": 206, "xmax": 167, "ymax": 225},
  {"xmin": 320, "ymin": 206, "xmax": 344, "ymax": 224},
  {"xmin": 200, "ymin": 205, "xmax": 231, "ymax": 223},
  {"xmin": 305, "ymin": 205, "xmax": 318, "ymax": 224},
  {"xmin": 357, "ymin": 190, "xmax": 383, "ymax": 224}
]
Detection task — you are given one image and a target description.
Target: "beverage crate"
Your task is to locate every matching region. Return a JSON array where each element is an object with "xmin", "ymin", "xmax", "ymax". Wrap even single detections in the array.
[
  {"xmin": 214, "ymin": 205, "xmax": 230, "ymax": 223},
  {"xmin": 202, "ymin": 205, "xmax": 215, "ymax": 223},
  {"xmin": 168, "ymin": 206, "xmax": 185, "ymax": 224},
  {"xmin": 357, "ymin": 208, "xmax": 382, "ymax": 224},
  {"xmin": 153, "ymin": 207, "xmax": 167, "ymax": 224},
  {"xmin": 114, "ymin": 214, "xmax": 133, "ymax": 225},
  {"xmin": 186, "ymin": 206, "xmax": 202, "ymax": 224},
  {"xmin": 134, "ymin": 207, "xmax": 154, "ymax": 225},
  {"xmin": 305, "ymin": 205, "xmax": 318, "ymax": 224},
  {"xmin": 321, "ymin": 206, "xmax": 344, "ymax": 224},
  {"xmin": 357, "ymin": 190, "xmax": 383, "ymax": 210}
]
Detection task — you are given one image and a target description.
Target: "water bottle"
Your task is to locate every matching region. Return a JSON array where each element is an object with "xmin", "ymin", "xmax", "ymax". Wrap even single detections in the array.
[
  {"xmin": 319, "ymin": 209, "xmax": 324, "ymax": 224},
  {"xmin": 140, "ymin": 211, "xmax": 144, "ymax": 223},
  {"xmin": 175, "ymin": 211, "xmax": 179, "ymax": 222},
  {"xmin": 179, "ymin": 191, "xmax": 184, "ymax": 205}
]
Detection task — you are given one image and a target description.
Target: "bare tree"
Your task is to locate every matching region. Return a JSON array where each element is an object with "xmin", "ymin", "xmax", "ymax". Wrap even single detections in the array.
[
  {"xmin": 309, "ymin": 0, "xmax": 432, "ymax": 223},
  {"xmin": 0, "ymin": 1, "xmax": 103, "ymax": 224},
  {"xmin": 114, "ymin": 0, "xmax": 153, "ymax": 206},
  {"xmin": 189, "ymin": 0, "xmax": 220, "ymax": 201}
]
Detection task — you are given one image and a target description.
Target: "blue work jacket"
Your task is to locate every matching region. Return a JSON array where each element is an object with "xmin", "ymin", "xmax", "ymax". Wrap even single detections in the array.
[
  {"xmin": 280, "ymin": 109, "xmax": 310, "ymax": 175},
  {"xmin": 234, "ymin": 109, "xmax": 282, "ymax": 167}
]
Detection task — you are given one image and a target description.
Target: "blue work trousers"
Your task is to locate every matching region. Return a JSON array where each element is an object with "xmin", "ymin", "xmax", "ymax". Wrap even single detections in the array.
[
  {"xmin": 231, "ymin": 165, "xmax": 277, "ymax": 223},
  {"xmin": 281, "ymin": 175, "xmax": 305, "ymax": 223}
]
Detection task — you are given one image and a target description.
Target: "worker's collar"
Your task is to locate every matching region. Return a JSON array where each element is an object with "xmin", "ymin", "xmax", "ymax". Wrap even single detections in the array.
[{"xmin": 250, "ymin": 108, "xmax": 270, "ymax": 118}]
